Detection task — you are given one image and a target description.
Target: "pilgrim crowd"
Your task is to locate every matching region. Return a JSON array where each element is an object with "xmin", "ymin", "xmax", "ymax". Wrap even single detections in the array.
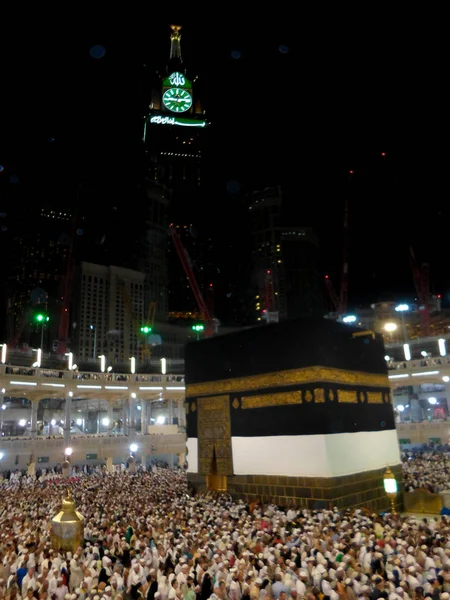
[
  {"xmin": 2, "ymin": 466, "xmax": 450, "ymax": 600},
  {"xmin": 402, "ymin": 453, "xmax": 450, "ymax": 493}
]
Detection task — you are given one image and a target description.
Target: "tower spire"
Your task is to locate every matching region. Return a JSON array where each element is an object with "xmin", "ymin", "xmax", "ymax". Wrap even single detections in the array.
[{"xmin": 170, "ymin": 24, "xmax": 182, "ymax": 61}]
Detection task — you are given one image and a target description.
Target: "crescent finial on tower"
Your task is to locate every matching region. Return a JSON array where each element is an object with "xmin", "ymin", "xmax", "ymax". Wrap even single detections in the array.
[{"xmin": 170, "ymin": 24, "xmax": 182, "ymax": 61}]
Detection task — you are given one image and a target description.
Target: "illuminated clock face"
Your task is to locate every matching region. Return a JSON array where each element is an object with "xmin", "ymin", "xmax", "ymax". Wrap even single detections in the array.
[{"xmin": 163, "ymin": 88, "xmax": 192, "ymax": 113}]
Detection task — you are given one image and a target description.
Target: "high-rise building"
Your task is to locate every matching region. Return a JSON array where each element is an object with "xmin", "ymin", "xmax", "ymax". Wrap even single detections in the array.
[
  {"xmin": 144, "ymin": 25, "xmax": 209, "ymax": 222},
  {"xmin": 3, "ymin": 204, "xmax": 75, "ymax": 351},
  {"xmin": 248, "ymin": 186, "xmax": 325, "ymax": 321},
  {"xmin": 143, "ymin": 25, "xmax": 212, "ymax": 317},
  {"xmin": 72, "ymin": 262, "xmax": 145, "ymax": 366},
  {"xmin": 139, "ymin": 181, "xmax": 171, "ymax": 323}
]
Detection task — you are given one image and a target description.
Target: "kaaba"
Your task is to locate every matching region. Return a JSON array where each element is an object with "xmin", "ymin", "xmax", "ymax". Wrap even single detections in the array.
[{"xmin": 184, "ymin": 318, "xmax": 402, "ymax": 511}]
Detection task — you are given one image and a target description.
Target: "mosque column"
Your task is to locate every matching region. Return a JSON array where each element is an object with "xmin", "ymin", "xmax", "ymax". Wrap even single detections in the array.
[
  {"xmin": 141, "ymin": 399, "xmax": 147, "ymax": 435},
  {"xmin": 30, "ymin": 398, "xmax": 40, "ymax": 439},
  {"xmin": 107, "ymin": 400, "xmax": 114, "ymax": 435},
  {"xmin": 129, "ymin": 392, "xmax": 136, "ymax": 439},
  {"xmin": 147, "ymin": 400, "xmax": 152, "ymax": 427},
  {"xmin": 177, "ymin": 398, "xmax": 184, "ymax": 428},
  {"xmin": 28, "ymin": 397, "xmax": 40, "ymax": 478},
  {"xmin": 122, "ymin": 398, "xmax": 128, "ymax": 435},
  {"xmin": 64, "ymin": 392, "xmax": 73, "ymax": 445},
  {"xmin": 168, "ymin": 399, "xmax": 173, "ymax": 425},
  {"xmin": 445, "ymin": 383, "xmax": 450, "ymax": 414}
]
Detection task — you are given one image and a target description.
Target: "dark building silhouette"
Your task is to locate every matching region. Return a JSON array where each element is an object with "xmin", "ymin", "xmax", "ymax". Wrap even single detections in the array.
[
  {"xmin": 247, "ymin": 185, "xmax": 325, "ymax": 322},
  {"xmin": 2, "ymin": 204, "xmax": 74, "ymax": 351}
]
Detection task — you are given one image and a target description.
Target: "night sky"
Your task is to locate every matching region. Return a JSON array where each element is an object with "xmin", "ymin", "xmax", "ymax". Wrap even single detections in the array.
[{"xmin": 0, "ymin": 15, "xmax": 445, "ymax": 311}]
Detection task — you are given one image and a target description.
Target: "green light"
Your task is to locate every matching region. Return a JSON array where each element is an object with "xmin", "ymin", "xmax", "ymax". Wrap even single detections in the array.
[
  {"xmin": 162, "ymin": 88, "xmax": 192, "ymax": 113},
  {"xmin": 162, "ymin": 72, "xmax": 192, "ymax": 89},
  {"xmin": 192, "ymin": 324, "xmax": 204, "ymax": 332},
  {"xmin": 35, "ymin": 314, "xmax": 49, "ymax": 323},
  {"xmin": 150, "ymin": 115, "xmax": 207, "ymax": 128},
  {"xmin": 140, "ymin": 326, "xmax": 152, "ymax": 334}
]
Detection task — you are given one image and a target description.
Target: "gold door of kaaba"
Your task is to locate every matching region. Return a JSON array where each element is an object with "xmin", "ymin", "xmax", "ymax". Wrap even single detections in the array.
[{"xmin": 198, "ymin": 395, "xmax": 233, "ymax": 489}]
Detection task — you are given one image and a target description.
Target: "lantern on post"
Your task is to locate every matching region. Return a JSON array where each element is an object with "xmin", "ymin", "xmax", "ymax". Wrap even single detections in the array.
[{"xmin": 383, "ymin": 466, "xmax": 398, "ymax": 514}]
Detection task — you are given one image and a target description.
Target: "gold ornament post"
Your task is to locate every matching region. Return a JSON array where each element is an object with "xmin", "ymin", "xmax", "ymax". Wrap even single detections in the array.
[{"xmin": 51, "ymin": 489, "xmax": 84, "ymax": 554}]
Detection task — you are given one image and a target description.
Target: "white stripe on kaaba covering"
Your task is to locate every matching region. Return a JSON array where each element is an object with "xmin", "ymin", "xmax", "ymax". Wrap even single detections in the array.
[
  {"xmin": 186, "ymin": 437, "xmax": 198, "ymax": 473},
  {"xmin": 187, "ymin": 430, "xmax": 400, "ymax": 478},
  {"xmin": 232, "ymin": 430, "xmax": 401, "ymax": 478}
]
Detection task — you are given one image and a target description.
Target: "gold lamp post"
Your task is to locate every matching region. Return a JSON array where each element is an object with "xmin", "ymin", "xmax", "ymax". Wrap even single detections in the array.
[
  {"xmin": 383, "ymin": 466, "xmax": 398, "ymax": 514},
  {"xmin": 51, "ymin": 489, "xmax": 84, "ymax": 553}
]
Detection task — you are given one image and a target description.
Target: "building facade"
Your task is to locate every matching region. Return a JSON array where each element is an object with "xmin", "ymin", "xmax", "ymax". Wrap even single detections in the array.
[
  {"xmin": 3, "ymin": 204, "xmax": 75, "ymax": 352},
  {"xmin": 73, "ymin": 262, "xmax": 145, "ymax": 366}
]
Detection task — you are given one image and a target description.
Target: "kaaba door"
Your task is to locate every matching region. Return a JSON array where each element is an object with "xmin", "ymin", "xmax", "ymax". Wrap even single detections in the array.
[{"xmin": 198, "ymin": 395, "xmax": 233, "ymax": 490}]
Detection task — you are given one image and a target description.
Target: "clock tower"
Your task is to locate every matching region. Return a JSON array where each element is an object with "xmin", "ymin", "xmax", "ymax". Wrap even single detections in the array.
[{"xmin": 144, "ymin": 24, "xmax": 209, "ymax": 221}]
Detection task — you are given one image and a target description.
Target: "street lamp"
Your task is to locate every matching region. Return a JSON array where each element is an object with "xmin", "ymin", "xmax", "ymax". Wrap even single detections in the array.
[
  {"xmin": 90, "ymin": 325, "xmax": 97, "ymax": 360},
  {"xmin": 192, "ymin": 324, "xmax": 205, "ymax": 341},
  {"xmin": 130, "ymin": 357, "xmax": 136, "ymax": 374},
  {"xmin": 65, "ymin": 352, "xmax": 73, "ymax": 371},
  {"xmin": 395, "ymin": 304, "xmax": 409, "ymax": 342},
  {"xmin": 383, "ymin": 466, "xmax": 398, "ymax": 514},
  {"xmin": 342, "ymin": 315, "xmax": 357, "ymax": 324},
  {"xmin": 130, "ymin": 443, "xmax": 138, "ymax": 453},
  {"xmin": 33, "ymin": 348, "xmax": 42, "ymax": 368},
  {"xmin": 0, "ymin": 343, "xmax": 7, "ymax": 364},
  {"xmin": 35, "ymin": 313, "xmax": 49, "ymax": 350},
  {"xmin": 384, "ymin": 322, "xmax": 398, "ymax": 342},
  {"xmin": 161, "ymin": 358, "xmax": 167, "ymax": 375}
]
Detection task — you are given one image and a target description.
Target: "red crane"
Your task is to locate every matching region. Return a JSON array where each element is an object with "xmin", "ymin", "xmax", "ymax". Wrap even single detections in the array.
[
  {"xmin": 324, "ymin": 275, "xmax": 340, "ymax": 313},
  {"xmin": 409, "ymin": 246, "xmax": 431, "ymax": 337},
  {"xmin": 169, "ymin": 224, "xmax": 215, "ymax": 337},
  {"xmin": 206, "ymin": 283, "xmax": 215, "ymax": 318},
  {"xmin": 324, "ymin": 196, "xmax": 351, "ymax": 316},
  {"xmin": 263, "ymin": 269, "xmax": 279, "ymax": 323},
  {"xmin": 339, "ymin": 197, "xmax": 350, "ymax": 316}
]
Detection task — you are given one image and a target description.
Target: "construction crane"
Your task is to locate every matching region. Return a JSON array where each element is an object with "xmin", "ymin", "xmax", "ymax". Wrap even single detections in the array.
[
  {"xmin": 339, "ymin": 197, "xmax": 350, "ymax": 316},
  {"xmin": 263, "ymin": 269, "xmax": 279, "ymax": 323},
  {"xmin": 206, "ymin": 284, "xmax": 215, "ymax": 319},
  {"xmin": 169, "ymin": 224, "xmax": 215, "ymax": 337},
  {"xmin": 324, "ymin": 275, "xmax": 340, "ymax": 314},
  {"xmin": 409, "ymin": 246, "xmax": 431, "ymax": 337},
  {"xmin": 324, "ymin": 190, "xmax": 351, "ymax": 317}
]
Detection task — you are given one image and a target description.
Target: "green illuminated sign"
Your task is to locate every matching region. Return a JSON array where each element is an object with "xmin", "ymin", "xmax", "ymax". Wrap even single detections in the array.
[
  {"xmin": 399, "ymin": 438, "xmax": 410, "ymax": 445},
  {"xmin": 192, "ymin": 324, "xmax": 204, "ymax": 332},
  {"xmin": 140, "ymin": 326, "xmax": 152, "ymax": 334},
  {"xmin": 38, "ymin": 456, "xmax": 49, "ymax": 463},
  {"xmin": 150, "ymin": 115, "xmax": 206, "ymax": 128},
  {"xmin": 86, "ymin": 453, "xmax": 98, "ymax": 460},
  {"xmin": 162, "ymin": 71, "xmax": 192, "ymax": 89}
]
